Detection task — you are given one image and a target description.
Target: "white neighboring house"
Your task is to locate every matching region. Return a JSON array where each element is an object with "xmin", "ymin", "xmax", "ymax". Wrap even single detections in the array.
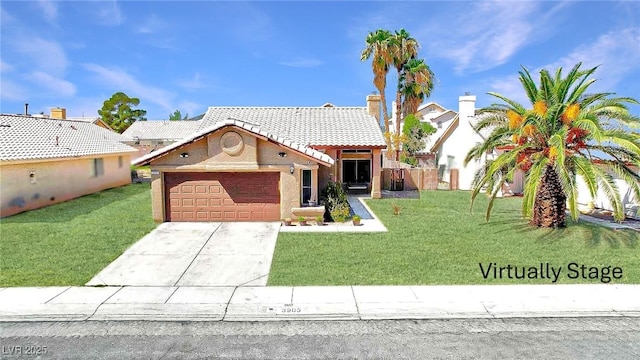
[
  {"xmin": 576, "ymin": 165, "xmax": 640, "ymax": 219},
  {"xmin": 390, "ymin": 94, "xmax": 524, "ymax": 193}
]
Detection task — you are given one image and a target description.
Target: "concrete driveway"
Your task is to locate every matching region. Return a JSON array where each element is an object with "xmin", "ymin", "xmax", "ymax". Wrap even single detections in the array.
[{"xmin": 86, "ymin": 222, "xmax": 280, "ymax": 287}]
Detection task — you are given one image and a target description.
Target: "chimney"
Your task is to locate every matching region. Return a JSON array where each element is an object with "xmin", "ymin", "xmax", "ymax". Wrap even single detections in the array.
[
  {"xmin": 366, "ymin": 93, "xmax": 381, "ymax": 124},
  {"xmin": 24, "ymin": 103, "xmax": 29, "ymax": 115},
  {"xmin": 51, "ymin": 107, "xmax": 67, "ymax": 119},
  {"xmin": 458, "ymin": 93, "xmax": 476, "ymax": 122}
]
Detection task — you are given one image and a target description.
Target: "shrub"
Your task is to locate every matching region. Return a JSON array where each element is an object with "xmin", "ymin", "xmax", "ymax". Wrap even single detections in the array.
[
  {"xmin": 321, "ymin": 181, "xmax": 350, "ymax": 222},
  {"xmin": 331, "ymin": 202, "xmax": 351, "ymax": 222}
]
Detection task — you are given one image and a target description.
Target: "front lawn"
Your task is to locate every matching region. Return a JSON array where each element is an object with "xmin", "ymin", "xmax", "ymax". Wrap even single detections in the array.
[
  {"xmin": 268, "ymin": 191, "xmax": 639, "ymax": 285},
  {"xmin": 0, "ymin": 183, "xmax": 157, "ymax": 286}
]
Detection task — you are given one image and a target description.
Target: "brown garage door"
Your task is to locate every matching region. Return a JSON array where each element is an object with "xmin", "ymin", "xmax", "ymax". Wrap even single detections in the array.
[{"xmin": 165, "ymin": 172, "xmax": 280, "ymax": 222}]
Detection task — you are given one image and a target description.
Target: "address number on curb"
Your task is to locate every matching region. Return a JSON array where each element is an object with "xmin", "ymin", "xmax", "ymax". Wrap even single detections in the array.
[{"xmin": 266, "ymin": 304, "xmax": 303, "ymax": 314}]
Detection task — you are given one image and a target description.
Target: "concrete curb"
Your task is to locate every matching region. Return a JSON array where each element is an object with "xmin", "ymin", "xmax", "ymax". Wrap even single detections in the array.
[{"xmin": 1, "ymin": 284, "xmax": 638, "ymax": 322}]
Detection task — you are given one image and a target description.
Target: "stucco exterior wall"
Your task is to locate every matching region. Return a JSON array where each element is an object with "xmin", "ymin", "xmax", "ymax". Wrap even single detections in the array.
[
  {"xmin": 438, "ymin": 95, "xmax": 483, "ymax": 190},
  {"xmin": 148, "ymin": 128, "xmax": 326, "ymax": 222},
  {"xmin": 1, "ymin": 154, "xmax": 132, "ymax": 217},
  {"xmin": 576, "ymin": 170, "xmax": 640, "ymax": 219}
]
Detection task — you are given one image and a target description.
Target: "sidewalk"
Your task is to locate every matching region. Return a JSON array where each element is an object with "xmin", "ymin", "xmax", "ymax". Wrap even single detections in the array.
[{"xmin": 1, "ymin": 284, "xmax": 638, "ymax": 322}]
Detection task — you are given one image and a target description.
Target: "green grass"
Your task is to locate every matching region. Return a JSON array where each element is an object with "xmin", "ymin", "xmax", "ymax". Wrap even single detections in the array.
[
  {"xmin": 268, "ymin": 191, "xmax": 639, "ymax": 285},
  {"xmin": 0, "ymin": 183, "xmax": 157, "ymax": 286}
]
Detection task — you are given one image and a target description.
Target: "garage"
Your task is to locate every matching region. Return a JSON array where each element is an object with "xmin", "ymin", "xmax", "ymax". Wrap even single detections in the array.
[{"xmin": 165, "ymin": 172, "xmax": 280, "ymax": 222}]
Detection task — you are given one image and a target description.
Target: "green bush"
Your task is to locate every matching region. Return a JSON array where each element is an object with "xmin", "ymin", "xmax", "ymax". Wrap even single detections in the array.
[
  {"xmin": 400, "ymin": 153, "xmax": 418, "ymax": 167},
  {"xmin": 321, "ymin": 181, "xmax": 350, "ymax": 222}
]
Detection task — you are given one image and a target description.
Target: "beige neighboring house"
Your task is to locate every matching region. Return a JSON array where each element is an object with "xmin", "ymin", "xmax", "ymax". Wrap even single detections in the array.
[
  {"xmin": 121, "ymin": 120, "xmax": 203, "ymax": 158},
  {"xmin": 49, "ymin": 107, "xmax": 113, "ymax": 130},
  {"xmin": 133, "ymin": 95, "xmax": 386, "ymax": 223},
  {"xmin": 0, "ymin": 114, "xmax": 138, "ymax": 218}
]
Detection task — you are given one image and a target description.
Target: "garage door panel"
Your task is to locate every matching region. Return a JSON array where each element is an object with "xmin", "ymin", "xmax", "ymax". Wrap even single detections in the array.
[
  {"xmin": 165, "ymin": 172, "xmax": 280, "ymax": 222},
  {"xmin": 196, "ymin": 198, "xmax": 208, "ymax": 207}
]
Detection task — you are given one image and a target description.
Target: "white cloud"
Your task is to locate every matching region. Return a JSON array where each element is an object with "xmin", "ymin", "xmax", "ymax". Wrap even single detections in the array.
[
  {"xmin": 417, "ymin": 1, "xmax": 541, "ymax": 74},
  {"xmin": 96, "ymin": 0, "xmax": 124, "ymax": 26},
  {"xmin": 488, "ymin": 75, "xmax": 529, "ymax": 106},
  {"xmin": 177, "ymin": 100, "xmax": 202, "ymax": 118},
  {"xmin": 25, "ymin": 71, "xmax": 76, "ymax": 97},
  {"xmin": 484, "ymin": 28, "xmax": 640, "ymax": 104},
  {"xmin": 545, "ymin": 27, "xmax": 640, "ymax": 93},
  {"xmin": 0, "ymin": 80, "xmax": 27, "ymax": 101},
  {"xmin": 137, "ymin": 14, "xmax": 165, "ymax": 34},
  {"xmin": 178, "ymin": 72, "xmax": 206, "ymax": 91},
  {"xmin": 0, "ymin": 59, "xmax": 14, "ymax": 73},
  {"xmin": 279, "ymin": 57, "xmax": 324, "ymax": 68},
  {"xmin": 36, "ymin": 0, "xmax": 58, "ymax": 25},
  {"xmin": 489, "ymin": 27, "xmax": 640, "ymax": 105},
  {"xmin": 12, "ymin": 36, "xmax": 68, "ymax": 74},
  {"xmin": 82, "ymin": 63, "xmax": 174, "ymax": 111}
]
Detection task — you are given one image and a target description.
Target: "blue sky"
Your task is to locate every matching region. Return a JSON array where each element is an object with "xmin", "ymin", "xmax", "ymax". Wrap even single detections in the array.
[{"xmin": 1, "ymin": 1, "xmax": 639, "ymax": 120}]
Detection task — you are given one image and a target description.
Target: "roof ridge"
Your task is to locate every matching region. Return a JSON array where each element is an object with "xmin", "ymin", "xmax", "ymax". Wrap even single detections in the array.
[{"xmin": 205, "ymin": 106, "xmax": 367, "ymax": 109}]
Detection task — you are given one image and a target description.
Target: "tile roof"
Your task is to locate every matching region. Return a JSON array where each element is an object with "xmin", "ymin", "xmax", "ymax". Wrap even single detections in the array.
[
  {"xmin": 121, "ymin": 120, "xmax": 203, "ymax": 141},
  {"xmin": 199, "ymin": 107, "xmax": 386, "ymax": 148},
  {"xmin": 0, "ymin": 114, "xmax": 137, "ymax": 162},
  {"xmin": 65, "ymin": 116, "xmax": 101, "ymax": 122},
  {"xmin": 133, "ymin": 119, "xmax": 335, "ymax": 166}
]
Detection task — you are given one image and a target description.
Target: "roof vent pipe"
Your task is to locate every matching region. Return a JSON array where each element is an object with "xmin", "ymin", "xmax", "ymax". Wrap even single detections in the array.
[{"xmin": 25, "ymin": 103, "xmax": 29, "ymax": 115}]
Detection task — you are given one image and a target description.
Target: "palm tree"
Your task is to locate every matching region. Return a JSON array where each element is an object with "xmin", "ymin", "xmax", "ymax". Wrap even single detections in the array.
[
  {"xmin": 390, "ymin": 29, "xmax": 419, "ymax": 161},
  {"xmin": 361, "ymin": 29, "xmax": 393, "ymax": 140},
  {"xmin": 401, "ymin": 58, "xmax": 435, "ymax": 118},
  {"xmin": 465, "ymin": 63, "xmax": 640, "ymax": 227}
]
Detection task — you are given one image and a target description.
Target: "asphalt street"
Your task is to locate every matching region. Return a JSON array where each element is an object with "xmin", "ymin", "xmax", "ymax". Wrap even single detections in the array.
[{"xmin": 1, "ymin": 318, "xmax": 639, "ymax": 359}]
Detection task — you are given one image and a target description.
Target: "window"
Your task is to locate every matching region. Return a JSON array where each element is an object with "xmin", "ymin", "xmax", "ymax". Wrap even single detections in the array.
[
  {"xmin": 93, "ymin": 158, "xmax": 104, "ymax": 177},
  {"xmin": 302, "ymin": 170, "xmax": 312, "ymax": 204},
  {"xmin": 118, "ymin": 156, "xmax": 123, "ymax": 168},
  {"xmin": 342, "ymin": 160, "xmax": 371, "ymax": 183}
]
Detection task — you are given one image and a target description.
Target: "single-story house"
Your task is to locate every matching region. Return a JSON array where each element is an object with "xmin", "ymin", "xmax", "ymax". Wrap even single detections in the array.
[
  {"xmin": 48, "ymin": 107, "xmax": 113, "ymax": 130},
  {"xmin": 122, "ymin": 119, "xmax": 203, "ymax": 158},
  {"xmin": 132, "ymin": 95, "xmax": 386, "ymax": 222},
  {"xmin": 0, "ymin": 114, "xmax": 138, "ymax": 217}
]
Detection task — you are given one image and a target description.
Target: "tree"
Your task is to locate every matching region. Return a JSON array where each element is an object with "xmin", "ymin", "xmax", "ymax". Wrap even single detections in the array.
[
  {"xmin": 401, "ymin": 58, "xmax": 435, "ymax": 118},
  {"xmin": 465, "ymin": 63, "xmax": 640, "ymax": 227},
  {"xmin": 169, "ymin": 110, "xmax": 189, "ymax": 121},
  {"xmin": 402, "ymin": 113, "xmax": 436, "ymax": 154},
  {"xmin": 361, "ymin": 29, "xmax": 394, "ymax": 149},
  {"xmin": 98, "ymin": 92, "xmax": 147, "ymax": 133},
  {"xmin": 361, "ymin": 29, "xmax": 435, "ymax": 162},
  {"xmin": 400, "ymin": 113, "xmax": 436, "ymax": 166}
]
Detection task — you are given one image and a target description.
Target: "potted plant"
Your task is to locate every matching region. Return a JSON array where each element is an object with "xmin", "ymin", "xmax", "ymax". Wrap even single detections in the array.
[
  {"xmin": 352, "ymin": 215, "xmax": 361, "ymax": 226},
  {"xmin": 298, "ymin": 216, "xmax": 307, "ymax": 226},
  {"xmin": 316, "ymin": 215, "xmax": 324, "ymax": 226},
  {"xmin": 283, "ymin": 218, "xmax": 292, "ymax": 226}
]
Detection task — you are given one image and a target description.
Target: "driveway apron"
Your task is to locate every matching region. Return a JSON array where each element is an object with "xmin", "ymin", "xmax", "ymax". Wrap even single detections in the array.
[{"xmin": 86, "ymin": 222, "xmax": 280, "ymax": 287}]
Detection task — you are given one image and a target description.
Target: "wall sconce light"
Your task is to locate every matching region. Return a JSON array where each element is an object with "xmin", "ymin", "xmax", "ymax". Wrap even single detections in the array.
[
  {"xmin": 180, "ymin": 152, "xmax": 189, "ymax": 158},
  {"xmin": 289, "ymin": 165, "xmax": 294, "ymax": 174},
  {"xmin": 278, "ymin": 152, "xmax": 287, "ymax": 158}
]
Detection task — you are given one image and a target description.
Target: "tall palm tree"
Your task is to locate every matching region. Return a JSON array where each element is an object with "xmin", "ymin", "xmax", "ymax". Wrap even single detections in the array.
[
  {"xmin": 361, "ymin": 29, "xmax": 393, "ymax": 139},
  {"xmin": 465, "ymin": 63, "xmax": 640, "ymax": 227},
  {"xmin": 401, "ymin": 58, "xmax": 435, "ymax": 118},
  {"xmin": 390, "ymin": 29, "xmax": 419, "ymax": 161}
]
